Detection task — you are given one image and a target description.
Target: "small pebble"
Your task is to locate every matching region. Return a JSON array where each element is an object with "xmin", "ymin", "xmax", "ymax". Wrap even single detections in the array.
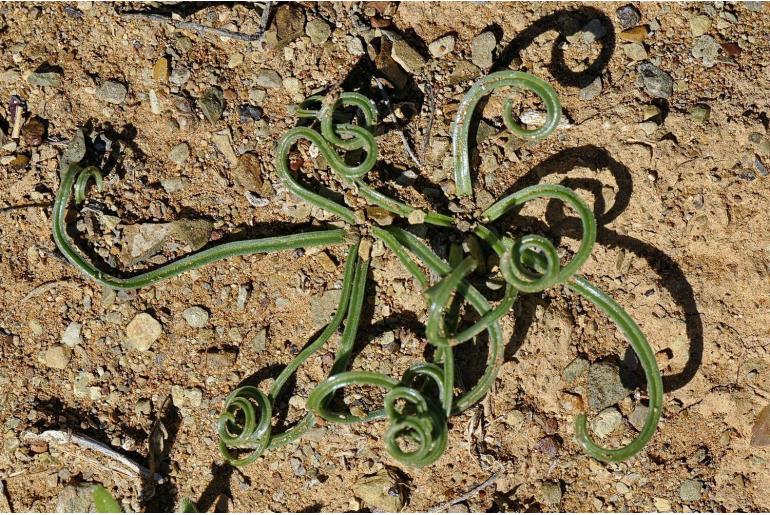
[
  {"xmin": 347, "ymin": 36, "xmax": 365, "ymax": 57},
  {"xmin": 540, "ymin": 482, "xmax": 562, "ymax": 505},
  {"xmin": 200, "ymin": 87, "xmax": 225, "ymax": 123},
  {"xmin": 689, "ymin": 104, "xmax": 711, "ymax": 123},
  {"xmin": 169, "ymin": 143, "xmax": 190, "ymax": 165},
  {"xmin": 591, "ymin": 407, "xmax": 622, "ymax": 438},
  {"xmin": 96, "ymin": 81, "xmax": 128, "ymax": 104},
  {"xmin": 581, "ymin": 19, "xmax": 607, "ymax": 43},
  {"xmin": 637, "ymin": 61, "xmax": 673, "ymax": 99},
  {"xmin": 654, "ymin": 498, "xmax": 673, "ymax": 512},
  {"xmin": 170, "ymin": 66, "xmax": 191, "ymax": 86},
  {"xmin": 588, "ymin": 362, "xmax": 630, "ymax": 410},
  {"xmin": 471, "ymin": 31, "xmax": 496, "ymax": 69},
  {"xmin": 251, "ymin": 328, "xmax": 267, "ymax": 352},
  {"xmin": 562, "ymin": 358, "xmax": 590, "ymax": 383},
  {"xmin": 255, "ymin": 69, "xmax": 283, "ymax": 89},
  {"xmin": 619, "ymin": 26, "xmax": 649, "ymax": 43},
  {"xmin": 692, "ymin": 35, "xmax": 720, "ymax": 67},
  {"xmin": 616, "ymin": 4, "xmax": 641, "ymax": 30},
  {"xmin": 391, "ymin": 39, "xmax": 426, "ymax": 73},
  {"xmin": 579, "ymin": 76, "xmax": 602, "ymax": 100},
  {"xmin": 628, "ymin": 404, "xmax": 649, "ymax": 431},
  {"xmin": 182, "ymin": 306, "xmax": 209, "ymax": 328},
  {"xmin": 679, "ymin": 479, "xmax": 703, "ymax": 502},
  {"xmin": 43, "ymin": 346, "xmax": 72, "ymax": 369},
  {"xmin": 233, "ymin": 153, "xmax": 263, "ymax": 192},
  {"xmin": 642, "ymin": 104, "xmax": 662, "ymax": 121},
  {"xmin": 227, "ymin": 53, "xmax": 244, "ymax": 69},
  {"xmin": 751, "ymin": 404, "xmax": 770, "ymax": 446},
  {"xmin": 125, "ymin": 313, "xmax": 162, "ymax": 351},
  {"xmin": 429, "ymin": 35, "xmax": 456, "ymax": 58},
  {"xmin": 61, "ymin": 322, "xmax": 82, "ymax": 347},
  {"xmin": 152, "ymin": 57, "xmax": 169, "ymax": 82},
  {"xmin": 305, "ymin": 18, "xmax": 331, "ymax": 45},
  {"xmin": 690, "ymin": 15, "xmax": 711, "ymax": 37},
  {"xmin": 21, "ymin": 116, "xmax": 46, "ymax": 147},
  {"xmin": 27, "ymin": 70, "xmax": 63, "ymax": 87},
  {"xmin": 623, "ymin": 42, "xmax": 648, "ymax": 61}
]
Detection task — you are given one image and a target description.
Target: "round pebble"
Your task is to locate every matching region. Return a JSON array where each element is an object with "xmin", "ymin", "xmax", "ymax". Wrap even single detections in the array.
[
  {"xmin": 182, "ymin": 306, "xmax": 209, "ymax": 328},
  {"xmin": 126, "ymin": 312, "xmax": 162, "ymax": 351}
]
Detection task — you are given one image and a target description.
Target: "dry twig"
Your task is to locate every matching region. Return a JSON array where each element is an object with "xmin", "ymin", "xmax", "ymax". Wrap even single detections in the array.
[
  {"xmin": 120, "ymin": 2, "xmax": 273, "ymax": 43},
  {"xmin": 22, "ymin": 430, "xmax": 159, "ymax": 481},
  {"xmin": 428, "ymin": 468, "xmax": 502, "ymax": 512},
  {"xmin": 420, "ymin": 80, "xmax": 436, "ymax": 163}
]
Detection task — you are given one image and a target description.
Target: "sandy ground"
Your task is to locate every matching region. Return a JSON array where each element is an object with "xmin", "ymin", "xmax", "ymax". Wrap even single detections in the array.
[{"xmin": 2, "ymin": 1, "xmax": 770, "ymax": 512}]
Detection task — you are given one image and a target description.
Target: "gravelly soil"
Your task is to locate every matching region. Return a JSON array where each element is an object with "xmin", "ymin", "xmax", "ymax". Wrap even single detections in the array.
[{"xmin": 2, "ymin": 1, "xmax": 770, "ymax": 512}]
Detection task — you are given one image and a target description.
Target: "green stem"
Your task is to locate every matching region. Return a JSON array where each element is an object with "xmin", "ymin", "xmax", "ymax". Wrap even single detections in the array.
[
  {"xmin": 53, "ymin": 165, "xmax": 348, "ymax": 290},
  {"xmin": 451, "ymin": 71, "xmax": 561, "ymax": 196}
]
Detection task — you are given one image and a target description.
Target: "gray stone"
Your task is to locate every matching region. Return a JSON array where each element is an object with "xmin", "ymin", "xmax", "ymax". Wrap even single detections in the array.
[
  {"xmin": 200, "ymin": 87, "xmax": 224, "ymax": 123},
  {"xmin": 61, "ymin": 129, "xmax": 85, "ymax": 166},
  {"xmin": 74, "ymin": 370, "xmax": 94, "ymax": 399},
  {"xmin": 588, "ymin": 362, "xmax": 630, "ymax": 410},
  {"xmin": 591, "ymin": 407, "xmax": 622, "ymax": 437},
  {"xmin": 311, "ymin": 289, "xmax": 342, "ymax": 324},
  {"xmin": 692, "ymin": 35, "xmax": 720, "ymax": 67},
  {"xmin": 347, "ymin": 36, "xmax": 365, "ymax": 57},
  {"xmin": 169, "ymin": 143, "xmax": 190, "ymax": 165},
  {"xmin": 637, "ymin": 61, "xmax": 673, "ymax": 99},
  {"xmin": 616, "ymin": 4, "xmax": 641, "ymax": 30},
  {"xmin": 475, "ymin": 120, "xmax": 498, "ymax": 145},
  {"xmin": 305, "ymin": 18, "xmax": 331, "ymax": 45},
  {"xmin": 720, "ymin": 10, "xmax": 738, "ymax": 23},
  {"xmin": 126, "ymin": 312, "xmax": 162, "ymax": 351},
  {"xmin": 564, "ymin": 357, "xmax": 589, "ymax": 382},
  {"xmin": 169, "ymin": 66, "xmax": 191, "ymax": 86},
  {"xmin": 679, "ymin": 479, "xmax": 703, "ymax": 502},
  {"xmin": 353, "ymin": 470, "xmax": 404, "ymax": 512},
  {"xmin": 255, "ymin": 69, "xmax": 283, "ymax": 89},
  {"xmin": 172, "ymin": 385, "xmax": 203, "ymax": 408},
  {"xmin": 182, "ymin": 306, "xmax": 209, "ymax": 328},
  {"xmin": 540, "ymin": 482, "xmax": 562, "ymax": 505},
  {"xmin": 448, "ymin": 61, "xmax": 480, "ymax": 85},
  {"xmin": 96, "ymin": 81, "xmax": 127, "ymax": 104},
  {"xmin": 283, "ymin": 77, "xmax": 302, "ymax": 95},
  {"xmin": 745, "ymin": 1, "xmax": 764, "ymax": 12},
  {"xmin": 251, "ymin": 328, "xmax": 267, "ymax": 352},
  {"xmin": 471, "ymin": 31, "xmax": 496, "ymax": 69},
  {"xmin": 61, "ymin": 322, "xmax": 82, "ymax": 347},
  {"xmin": 43, "ymin": 345, "xmax": 72, "ymax": 369},
  {"xmin": 579, "ymin": 76, "xmax": 602, "ymax": 100},
  {"xmin": 623, "ymin": 42, "xmax": 648, "ymax": 61},
  {"xmin": 689, "ymin": 104, "xmax": 711, "ymax": 123},
  {"xmin": 429, "ymin": 35, "xmax": 456, "ymax": 58},
  {"xmin": 27, "ymin": 71, "xmax": 62, "ymax": 87},
  {"xmin": 629, "ymin": 404, "xmax": 650, "ymax": 431},
  {"xmin": 160, "ymin": 177, "xmax": 189, "ymax": 193},
  {"xmin": 391, "ymin": 39, "xmax": 426, "ymax": 74}
]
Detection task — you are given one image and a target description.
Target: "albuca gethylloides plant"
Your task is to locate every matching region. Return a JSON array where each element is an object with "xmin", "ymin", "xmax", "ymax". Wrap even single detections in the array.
[{"xmin": 53, "ymin": 71, "xmax": 662, "ymax": 469}]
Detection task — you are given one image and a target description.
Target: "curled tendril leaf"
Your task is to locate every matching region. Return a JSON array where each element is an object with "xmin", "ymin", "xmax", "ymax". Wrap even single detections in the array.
[{"xmin": 50, "ymin": 70, "xmax": 661, "ymax": 469}]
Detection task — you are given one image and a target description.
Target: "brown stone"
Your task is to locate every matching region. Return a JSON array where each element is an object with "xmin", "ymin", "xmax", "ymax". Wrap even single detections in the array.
[
  {"xmin": 21, "ymin": 116, "xmax": 46, "ymax": 147},
  {"xmin": 274, "ymin": 4, "xmax": 305, "ymax": 44},
  {"xmin": 751, "ymin": 404, "xmax": 770, "ymax": 447},
  {"xmin": 232, "ymin": 153, "xmax": 263, "ymax": 192},
  {"xmin": 152, "ymin": 57, "xmax": 169, "ymax": 82},
  {"xmin": 618, "ymin": 26, "xmax": 649, "ymax": 43}
]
